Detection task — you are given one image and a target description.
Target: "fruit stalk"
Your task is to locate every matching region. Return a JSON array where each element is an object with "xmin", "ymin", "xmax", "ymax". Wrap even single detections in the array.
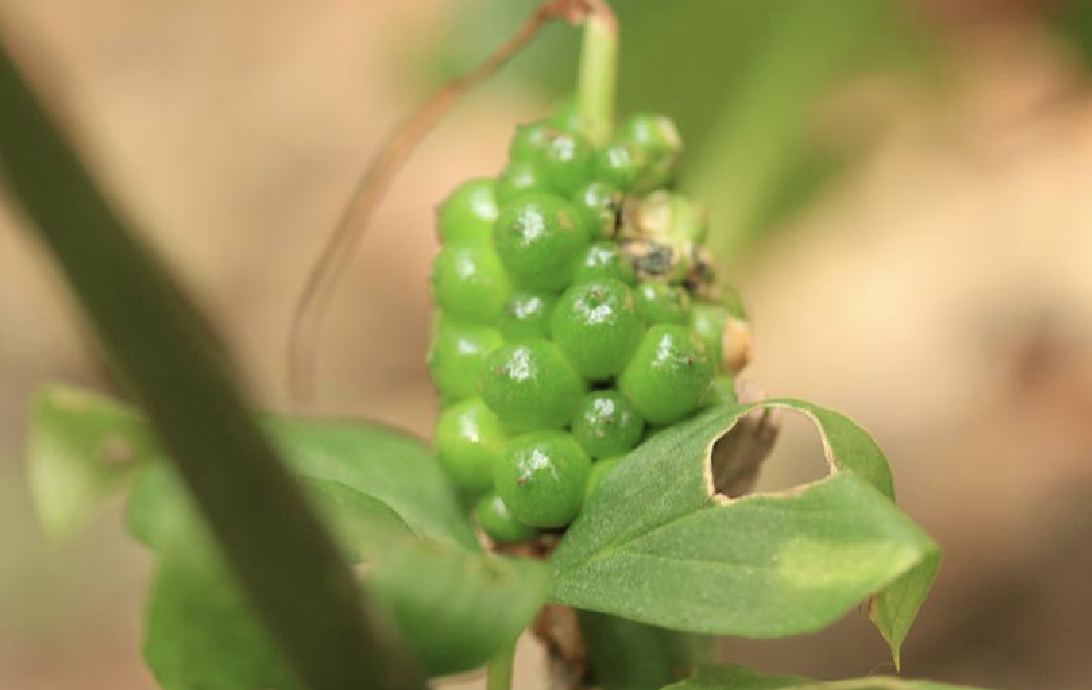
[{"xmin": 576, "ymin": 0, "xmax": 618, "ymax": 147}]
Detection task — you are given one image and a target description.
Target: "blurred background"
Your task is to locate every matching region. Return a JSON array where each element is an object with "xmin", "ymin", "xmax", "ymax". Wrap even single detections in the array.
[{"xmin": 2, "ymin": 1, "xmax": 1091, "ymax": 689}]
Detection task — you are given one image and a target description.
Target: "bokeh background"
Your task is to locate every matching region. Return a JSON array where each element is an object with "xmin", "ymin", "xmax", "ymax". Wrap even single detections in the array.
[{"xmin": 2, "ymin": 1, "xmax": 1092, "ymax": 689}]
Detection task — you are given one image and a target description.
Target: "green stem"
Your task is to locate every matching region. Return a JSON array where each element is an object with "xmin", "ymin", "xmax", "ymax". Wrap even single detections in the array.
[
  {"xmin": 576, "ymin": 1, "xmax": 618, "ymax": 147},
  {"xmin": 486, "ymin": 640, "xmax": 517, "ymax": 690},
  {"xmin": 0, "ymin": 33, "xmax": 422, "ymax": 690}
]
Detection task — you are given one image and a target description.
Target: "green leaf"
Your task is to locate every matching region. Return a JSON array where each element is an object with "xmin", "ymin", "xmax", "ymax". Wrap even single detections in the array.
[
  {"xmin": 145, "ymin": 527, "xmax": 306, "ymax": 690},
  {"xmin": 27, "ymin": 386, "xmax": 156, "ymax": 538},
  {"xmin": 270, "ymin": 417, "xmax": 478, "ymax": 552},
  {"xmin": 550, "ymin": 400, "xmax": 940, "ymax": 667},
  {"xmin": 27, "ymin": 384, "xmax": 476, "ymax": 553},
  {"xmin": 143, "ymin": 482, "xmax": 549, "ymax": 686},
  {"xmin": 370, "ymin": 539, "xmax": 552, "ymax": 676},
  {"xmin": 662, "ymin": 665, "xmax": 992, "ymax": 690}
]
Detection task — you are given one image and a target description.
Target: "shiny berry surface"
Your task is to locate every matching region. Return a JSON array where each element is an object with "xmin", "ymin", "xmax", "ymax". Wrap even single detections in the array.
[
  {"xmin": 437, "ymin": 178, "xmax": 499, "ymax": 246},
  {"xmin": 498, "ymin": 292, "xmax": 557, "ymax": 341},
  {"xmin": 427, "ymin": 317, "xmax": 503, "ymax": 401},
  {"xmin": 494, "ymin": 431, "xmax": 590, "ymax": 528},
  {"xmin": 571, "ymin": 391, "xmax": 644, "ymax": 458},
  {"xmin": 475, "ymin": 493, "xmax": 536, "ymax": 543},
  {"xmin": 618, "ymin": 324, "xmax": 714, "ymax": 425},
  {"xmin": 430, "ymin": 244, "xmax": 512, "ymax": 324},
  {"xmin": 551, "ymin": 279, "xmax": 643, "ymax": 380},
  {"xmin": 481, "ymin": 340, "xmax": 587, "ymax": 432},
  {"xmin": 493, "ymin": 192, "xmax": 589, "ymax": 292},
  {"xmin": 435, "ymin": 398, "xmax": 508, "ymax": 494}
]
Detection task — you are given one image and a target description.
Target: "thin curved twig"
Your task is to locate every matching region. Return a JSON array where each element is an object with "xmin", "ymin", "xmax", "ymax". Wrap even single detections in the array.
[{"xmin": 287, "ymin": 0, "xmax": 614, "ymax": 408}]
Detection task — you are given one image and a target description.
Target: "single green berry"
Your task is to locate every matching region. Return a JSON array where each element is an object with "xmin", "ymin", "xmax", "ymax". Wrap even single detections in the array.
[
  {"xmin": 475, "ymin": 492, "xmax": 536, "ymax": 543},
  {"xmin": 574, "ymin": 241, "xmax": 637, "ymax": 285},
  {"xmin": 706, "ymin": 375, "xmax": 737, "ymax": 406},
  {"xmin": 690, "ymin": 302, "xmax": 729, "ymax": 369},
  {"xmin": 437, "ymin": 178, "xmax": 498, "ymax": 245},
  {"xmin": 551, "ymin": 279, "xmax": 643, "ymax": 380},
  {"xmin": 430, "ymin": 244, "xmax": 512, "ymax": 324},
  {"xmin": 618, "ymin": 324, "xmax": 714, "ymax": 425},
  {"xmin": 494, "ymin": 431, "xmax": 590, "ymax": 528},
  {"xmin": 585, "ymin": 456, "xmax": 624, "ymax": 501},
  {"xmin": 533, "ymin": 129, "xmax": 594, "ymax": 196},
  {"xmin": 548, "ymin": 97, "xmax": 584, "ymax": 134},
  {"xmin": 495, "ymin": 160, "xmax": 549, "ymax": 204},
  {"xmin": 571, "ymin": 180, "xmax": 622, "ymax": 240},
  {"xmin": 571, "ymin": 390, "xmax": 645, "ymax": 458},
  {"xmin": 508, "ymin": 121, "xmax": 553, "ymax": 162},
  {"xmin": 435, "ymin": 398, "xmax": 508, "ymax": 494},
  {"xmin": 481, "ymin": 340, "xmax": 587, "ymax": 432},
  {"xmin": 635, "ymin": 281, "xmax": 691, "ymax": 325},
  {"xmin": 617, "ymin": 113, "xmax": 683, "ymax": 188},
  {"xmin": 498, "ymin": 292, "xmax": 556, "ymax": 341},
  {"xmin": 493, "ymin": 192, "xmax": 589, "ymax": 292},
  {"xmin": 427, "ymin": 317, "xmax": 503, "ymax": 401},
  {"xmin": 593, "ymin": 141, "xmax": 647, "ymax": 191}
]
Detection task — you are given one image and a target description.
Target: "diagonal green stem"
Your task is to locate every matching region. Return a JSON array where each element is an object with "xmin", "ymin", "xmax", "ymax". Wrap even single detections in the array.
[{"xmin": 0, "ymin": 33, "xmax": 422, "ymax": 690}]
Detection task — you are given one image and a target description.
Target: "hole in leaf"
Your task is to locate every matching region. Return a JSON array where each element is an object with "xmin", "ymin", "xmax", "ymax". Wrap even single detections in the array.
[{"xmin": 748, "ymin": 409, "xmax": 833, "ymax": 496}]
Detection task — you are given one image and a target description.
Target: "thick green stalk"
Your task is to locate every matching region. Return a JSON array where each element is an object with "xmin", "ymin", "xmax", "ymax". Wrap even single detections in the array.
[
  {"xmin": 485, "ymin": 640, "xmax": 517, "ymax": 690},
  {"xmin": 576, "ymin": 3, "xmax": 618, "ymax": 147},
  {"xmin": 0, "ymin": 34, "xmax": 422, "ymax": 690}
]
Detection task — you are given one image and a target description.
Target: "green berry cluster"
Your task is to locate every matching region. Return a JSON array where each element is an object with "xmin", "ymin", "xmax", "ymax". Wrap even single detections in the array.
[{"xmin": 428, "ymin": 108, "xmax": 740, "ymax": 545}]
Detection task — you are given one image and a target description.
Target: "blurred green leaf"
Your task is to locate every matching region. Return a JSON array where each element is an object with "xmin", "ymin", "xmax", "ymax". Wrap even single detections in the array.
[
  {"xmin": 28, "ymin": 385, "xmax": 548, "ymax": 679},
  {"xmin": 550, "ymin": 400, "xmax": 939, "ymax": 667},
  {"xmin": 144, "ymin": 482, "xmax": 550, "ymax": 685},
  {"xmin": 1051, "ymin": 1, "xmax": 1092, "ymax": 66},
  {"xmin": 27, "ymin": 385, "xmax": 156, "ymax": 538},
  {"xmin": 661, "ymin": 665, "xmax": 993, "ymax": 690},
  {"xmin": 29, "ymin": 384, "xmax": 476, "ymax": 552},
  {"xmin": 270, "ymin": 417, "xmax": 478, "ymax": 552}
]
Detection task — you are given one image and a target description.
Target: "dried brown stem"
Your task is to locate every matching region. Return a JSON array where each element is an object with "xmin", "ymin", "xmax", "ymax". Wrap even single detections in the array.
[{"xmin": 286, "ymin": 0, "xmax": 612, "ymax": 408}]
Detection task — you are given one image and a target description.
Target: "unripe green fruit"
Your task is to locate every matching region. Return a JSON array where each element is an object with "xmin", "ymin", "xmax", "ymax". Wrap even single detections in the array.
[
  {"xmin": 706, "ymin": 375, "xmax": 737, "ymax": 407},
  {"xmin": 481, "ymin": 340, "xmax": 587, "ymax": 432},
  {"xmin": 594, "ymin": 141, "xmax": 647, "ymax": 191},
  {"xmin": 617, "ymin": 113, "xmax": 683, "ymax": 188},
  {"xmin": 690, "ymin": 302, "xmax": 729, "ymax": 369},
  {"xmin": 574, "ymin": 242, "xmax": 637, "ymax": 285},
  {"xmin": 551, "ymin": 279, "xmax": 643, "ymax": 380},
  {"xmin": 508, "ymin": 121, "xmax": 553, "ymax": 162},
  {"xmin": 498, "ymin": 292, "xmax": 556, "ymax": 341},
  {"xmin": 494, "ymin": 431, "xmax": 590, "ymax": 528},
  {"xmin": 532, "ymin": 129, "xmax": 594, "ymax": 196},
  {"xmin": 585, "ymin": 455, "xmax": 624, "ymax": 501},
  {"xmin": 618, "ymin": 324, "xmax": 714, "ymax": 425},
  {"xmin": 495, "ymin": 160, "xmax": 549, "ymax": 204},
  {"xmin": 431, "ymin": 244, "xmax": 512, "ymax": 324},
  {"xmin": 437, "ymin": 178, "xmax": 498, "ymax": 245},
  {"xmin": 493, "ymin": 192, "xmax": 589, "ymax": 292},
  {"xmin": 572, "ymin": 181, "xmax": 622, "ymax": 240},
  {"xmin": 435, "ymin": 398, "xmax": 508, "ymax": 494},
  {"xmin": 635, "ymin": 281, "xmax": 691, "ymax": 325},
  {"xmin": 549, "ymin": 97, "xmax": 584, "ymax": 135},
  {"xmin": 427, "ymin": 317, "xmax": 503, "ymax": 401},
  {"xmin": 571, "ymin": 390, "xmax": 645, "ymax": 458},
  {"xmin": 475, "ymin": 493, "xmax": 536, "ymax": 543}
]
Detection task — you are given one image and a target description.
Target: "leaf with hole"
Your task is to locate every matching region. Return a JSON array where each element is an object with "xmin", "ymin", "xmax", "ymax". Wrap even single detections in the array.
[{"xmin": 550, "ymin": 400, "xmax": 939, "ymax": 667}]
